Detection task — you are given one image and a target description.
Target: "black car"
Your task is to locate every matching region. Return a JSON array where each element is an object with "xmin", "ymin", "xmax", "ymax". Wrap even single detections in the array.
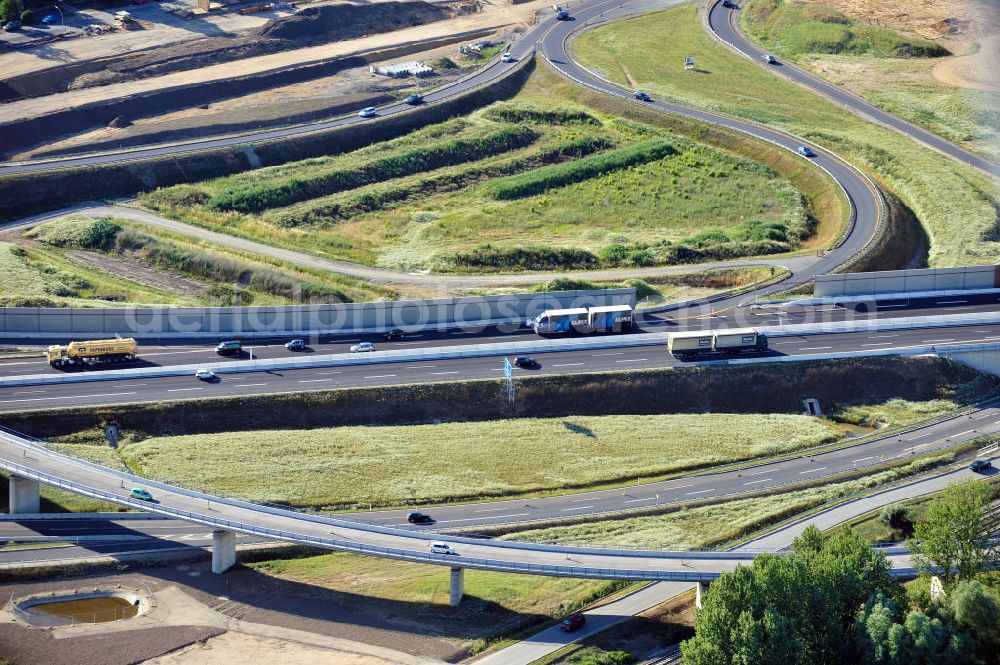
[
  {"xmin": 385, "ymin": 328, "xmax": 405, "ymax": 340},
  {"xmin": 285, "ymin": 338, "xmax": 306, "ymax": 351},
  {"xmin": 404, "ymin": 93, "xmax": 423, "ymax": 105},
  {"xmin": 970, "ymin": 459, "xmax": 993, "ymax": 473},
  {"xmin": 514, "ymin": 356, "xmax": 539, "ymax": 368},
  {"xmin": 407, "ymin": 512, "xmax": 434, "ymax": 524},
  {"xmin": 634, "ymin": 90, "xmax": 652, "ymax": 101}
]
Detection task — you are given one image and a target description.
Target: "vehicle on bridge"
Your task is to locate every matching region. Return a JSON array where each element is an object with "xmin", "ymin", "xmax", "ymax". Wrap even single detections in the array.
[
  {"xmin": 560, "ymin": 613, "xmax": 586, "ymax": 632},
  {"xmin": 130, "ymin": 487, "xmax": 153, "ymax": 502},
  {"xmin": 528, "ymin": 305, "xmax": 633, "ymax": 335},
  {"xmin": 667, "ymin": 328, "xmax": 768, "ymax": 357},
  {"xmin": 47, "ymin": 337, "xmax": 138, "ymax": 367}
]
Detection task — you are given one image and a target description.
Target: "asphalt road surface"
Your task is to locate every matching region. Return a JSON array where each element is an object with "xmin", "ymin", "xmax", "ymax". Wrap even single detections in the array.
[
  {"xmin": 5, "ymin": 294, "xmax": 999, "ymax": 379},
  {"xmin": 2, "ymin": 318, "xmax": 1000, "ymax": 412}
]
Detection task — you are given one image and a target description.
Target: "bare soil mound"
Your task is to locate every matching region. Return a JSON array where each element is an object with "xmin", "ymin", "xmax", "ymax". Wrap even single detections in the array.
[
  {"xmin": 819, "ymin": 0, "xmax": 997, "ymax": 39},
  {"xmin": 932, "ymin": 33, "xmax": 1000, "ymax": 91}
]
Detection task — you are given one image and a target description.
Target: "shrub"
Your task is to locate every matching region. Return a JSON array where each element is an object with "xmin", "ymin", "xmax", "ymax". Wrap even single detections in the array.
[
  {"xmin": 19, "ymin": 8, "xmax": 33, "ymax": 23},
  {"xmin": 878, "ymin": 504, "xmax": 914, "ymax": 536},
  {"xmin": 26, "ymin": 216, "xmax": 122, "ymax": 250},
  {"xmin": 449, "ymin": 245, "xmax": 600, "ymax": 271},
  {"xmin": 484, "ymin": 139, "xmax": 676, "ymax": 200}
]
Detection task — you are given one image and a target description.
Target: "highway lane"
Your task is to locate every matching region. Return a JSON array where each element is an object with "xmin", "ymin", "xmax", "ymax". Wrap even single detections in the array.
[
  {"xmin": 3, "ymin": 320, "xmax": 1000, "ymax": 412},
  {"xmin": 708, "ymin": 0, "xmax": 1000, "ymax": 179},
  {"xmin": 5, "ymin": 294, "xmax": 1000, "ymax": 378},
  {"xmin": 0, "ymin": 428, "xmax": 942, "ymax": 581},
  {"xmin": 2, "ymin": 366, "xmax": 999, "ymax": 546}
]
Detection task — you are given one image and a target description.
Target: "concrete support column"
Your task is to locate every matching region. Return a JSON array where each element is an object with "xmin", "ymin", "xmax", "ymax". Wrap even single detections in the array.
[
  {"xmin": 449, "ymin": 567, "xmax": 464, "ymax": 607},
  {"xmin": 211, "ymin": 530, "xmax": 236, "ymax": 574},
  {"xmin": 695, "ymin": 582, "xmax": 708, "ymax": 609},
  {"xmin": 9, "ymin": 475, "xmax": 40, "ymax": 515}
]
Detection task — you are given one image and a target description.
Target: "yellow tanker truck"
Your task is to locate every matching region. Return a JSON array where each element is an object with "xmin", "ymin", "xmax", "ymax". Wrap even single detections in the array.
[{"xmin": 47, "ymin": 338, "xmax": 138, "ymax": 368}]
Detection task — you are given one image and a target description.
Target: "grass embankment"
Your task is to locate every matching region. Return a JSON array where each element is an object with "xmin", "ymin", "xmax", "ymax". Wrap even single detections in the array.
[
  {"xmin": 64, "ymin": 414, "xmax": 841, "ymax": 509},
  {"xmin": 19, "ymin": 215, "xmax": 395, "ymax": 306},
  {"xmin": 574, "ymin": 5, "xmax": 1000, "ymax": 267},
  {"xmin": 465, "ymin": 267, "xmax": 779, "ymax": 305},
  {"xmin": 500, "ymin": 455, "xmax": 951, "ymax": 549},
  {"xmin": 741, "ymin": 0, "xmax": 1000, "ymax": 163},
  {"xmin": 140, "ymin": 102, "xmax": 813, "ymax": 273},
  {"xmin": 829, "ymin": 398, "xmax": 959, "ymax": 428}
]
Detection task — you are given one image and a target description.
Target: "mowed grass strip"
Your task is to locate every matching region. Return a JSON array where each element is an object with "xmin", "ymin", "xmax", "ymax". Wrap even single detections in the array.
[
  {"xmin": 117, "ymin": 414, "xmax": 841, "ymax": 508},
  {"xmin": 482, "ymin": 139, "xmax": 676, "ymax": 200}
]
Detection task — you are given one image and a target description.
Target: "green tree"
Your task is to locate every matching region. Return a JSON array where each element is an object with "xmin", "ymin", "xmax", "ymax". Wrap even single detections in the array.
[
  {"xmin": 0, "ymin": 0, "xmax": 22, "ymax": 21},
  {"xmin": 908, "ymin": 480, "xmax": 999, "ymax": 581},
  {"xmin": 682, "ymin": 527, "xmax": 900, "ymax": 665}
]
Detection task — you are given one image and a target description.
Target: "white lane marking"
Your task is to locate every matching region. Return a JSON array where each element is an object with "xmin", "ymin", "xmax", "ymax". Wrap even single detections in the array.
[
  {"xmin": 0, "ymin": 391, "xmax": 137, "ymax": 404},
  {"xmin": 615, "ymin": 358, "xmax": 647, "ymax": 363},
  {"xmin": 905, "ymin": 443, "xmax": 929, "ymax": 452},
  {"xmin": 406, "ymin": 365, "xmax": 438, "ymax": 369},
  {"xmin": 167, "ymin": 387, "xmax": 203, "ymax": 393},
  {"xmin": 364, "ymin": 374, "xmax": 397, "ymax": 379},
  {"xmin": 298, "ymin": 379, "xmax": 331, "ymax": 383},
  {"xmin": 952, "ymin": 429, "xmax": 974, "ymax": 438},
  {"xmin": 867, "ymin": 334, "xmax": 899, "ymax": 339},
  {"xmin": 112, "ymin": 383, "xmax": 147, "ymax": 388},
  {"xmin": 662, "ymin": 483, "xmax": 694, "ymax": 490},
  {"xmin": 474, "ymin": 507, "xmax": 510, "ymax": 513},
  {"xmin": 744, "ymin": 478, "xmax": 771, "ymax": 485},
  {"xmin": 861, "ymin": 342, "xmax": 892, "ymax": 347},
  {"xmin": 744, "ymin": 469, "xmax": 774, "ymax": 476},
  {"xmin": 12, "ymin": 390, "xmax": 46, "ymax": 395},
  {"xmin": 798, "ymin": 346, "xmax": 832, "ymax": 351},
  {"xmin": 591, "ymin": 352, "xmax": 624, "ymax": 357},
  {"xmin": 434, "ymin": 513, "xmax": 530, "ymax": 523},
  {"xmin": 923, "ymin": 338, "xmax": 955, "ymax": 343},
  {"xmin": 234, "ymin": 383, "xmax": 268, "ymax": 388},
  {"xmin": 428, "ymin": 371, "xmax": 460, "ymax": 376},
  {"xmin": 799, "ymin": 467, "xmax": 827, "ymax": 474},
  {"xmin": 852, "ymin": 456, "xmax": 875, "ymax": 463},
  {"xmin": 624, "ymin": 497, "xmax": 655, "ymax": 503},
  {"xmin": 936, "ymin": 300, "xmax": 967, "ymax": 305},
  {"xmin": 684, "ymin": 489, "xmax": 714, "ymax": 496},
  {"xmin": 877, "ymin": 304, "xmax": 907, "ymax": 308},
  {"xmin": 451, "ymin": 331, "xmax": 478, "ymax": 335},
  {"xmin": 552, "ymin": 363, "xmax": 583, "ymax": 367},
  {"xmin": 314, "ymin": 371, "xmax": 342, "ymax": 375},
  {"xmin": 910, "ymin": 431, "xmax": 936, "ymax": 440},
  {"xmin": 561, "ymin": 505, "xmax": 595, "ymax": 512}
]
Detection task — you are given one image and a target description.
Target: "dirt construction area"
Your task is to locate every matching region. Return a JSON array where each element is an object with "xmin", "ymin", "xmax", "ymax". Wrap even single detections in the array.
[
  {"xmin": 0, "ymin": 559, "xmax": 454, "ymax": 665},
  {"xmin": 0, "ymin": 0, "xmax": 553, "ymax": 159}
]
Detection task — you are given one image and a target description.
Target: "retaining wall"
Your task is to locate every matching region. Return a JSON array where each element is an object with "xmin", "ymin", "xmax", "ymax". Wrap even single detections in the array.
[{"xmin": 815, "ymin": 265, "xmax": 1000, "ymax": 297}]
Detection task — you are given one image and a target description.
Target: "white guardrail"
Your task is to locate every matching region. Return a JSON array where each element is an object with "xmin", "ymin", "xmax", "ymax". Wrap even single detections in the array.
[
  {"xmin": 0, "ymin": 430, "xmax": 759, "ymax": 581},
  {"xmin": 5, "ymin": 311, "xmax": 1000, "ymax": 388}
]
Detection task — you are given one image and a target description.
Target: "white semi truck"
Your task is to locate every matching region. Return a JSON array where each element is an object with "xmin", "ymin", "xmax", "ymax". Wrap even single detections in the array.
[{"xmin": 667, "ymin": 328, "xmax": 767, "ymax": 357}]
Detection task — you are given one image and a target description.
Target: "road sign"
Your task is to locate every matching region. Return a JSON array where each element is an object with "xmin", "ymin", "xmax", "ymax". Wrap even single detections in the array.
[
  {"xmin": 503, "ymin": 357, "xmax": 513, "ymax": 379},
  {"xmin": 503, "ymin": 358, "xmax": 515, "ymax": 405}
]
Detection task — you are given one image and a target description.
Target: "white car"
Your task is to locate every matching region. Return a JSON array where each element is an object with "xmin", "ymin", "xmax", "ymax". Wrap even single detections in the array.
[
  {"xmin": 762, "ymin": 54, "xmax": 777, "ymax": 64},
  {"xmin": 501, "ymin": 52, "xmax": 515, "ymax": 63},
  {"xmin": 350, "ymin": 342, "xmax": 375, "ymax": 353},
  {"xmin": 429, "ymin": 542, "xmax": 458, "ymax": 555},
  {"xmin": 194, "ymin": 368, "xmax": 216, "ymax": 381},
  {"xmin": 357, "ymin": 107, "xmax": 378, "ymax": 118}
]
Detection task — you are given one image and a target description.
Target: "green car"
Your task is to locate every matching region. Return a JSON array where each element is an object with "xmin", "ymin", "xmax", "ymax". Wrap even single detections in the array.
[{"xmin": 130, "ymin": 487, "xmax": 153, "ymax": 501}]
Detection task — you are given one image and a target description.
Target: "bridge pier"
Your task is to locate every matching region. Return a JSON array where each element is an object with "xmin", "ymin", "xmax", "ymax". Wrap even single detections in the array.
[
  {"xmin": 695, "ymin": 582, "xmax": 708, "ymax": 609},
  {"xmin": 8, "ymin": 474, "xmax": 40, "ymax": 515},
  {"xmin": 211, "ymin": 530, "xmax": 236, "ymax": 574},
  {"xmin": 449, "ymin": 567, "xmax": 464, "ymax": 607}
]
